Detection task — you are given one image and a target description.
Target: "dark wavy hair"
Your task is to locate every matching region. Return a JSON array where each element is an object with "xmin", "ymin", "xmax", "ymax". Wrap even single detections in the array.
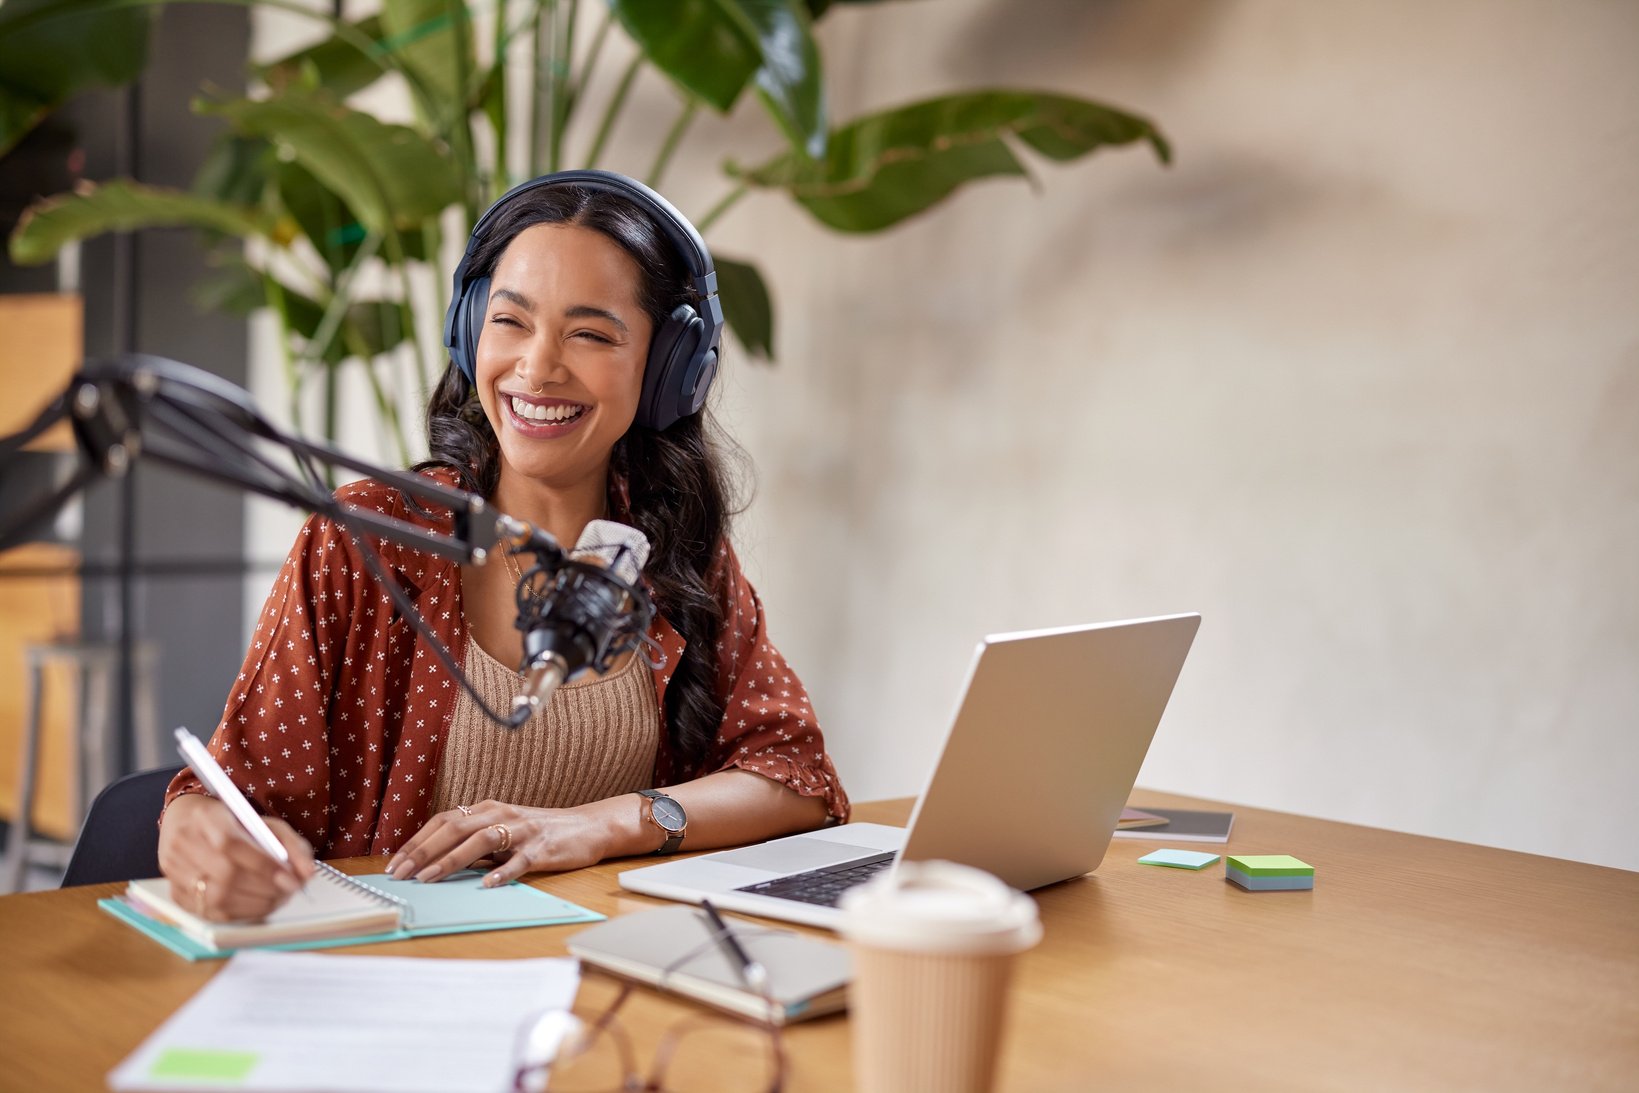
[{"xmin": 417, "ymin": 183, "xmax": 744, "ymax": 776}]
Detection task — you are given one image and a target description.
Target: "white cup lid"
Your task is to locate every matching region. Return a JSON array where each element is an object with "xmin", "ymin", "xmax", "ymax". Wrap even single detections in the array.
[{"xmin": 838, "ymin": 860, "xmax": 1043, "ymax": 955}]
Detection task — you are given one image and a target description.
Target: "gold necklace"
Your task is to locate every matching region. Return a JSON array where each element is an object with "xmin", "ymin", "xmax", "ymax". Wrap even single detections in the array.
[{"xmin": 500, "ymin": 547, "xmax": 540, "ymax": 603}]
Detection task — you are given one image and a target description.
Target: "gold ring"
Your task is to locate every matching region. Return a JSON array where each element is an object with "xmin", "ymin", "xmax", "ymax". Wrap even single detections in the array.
[
  {"xmin": 490, "ymin": 824, "xmax": 512, "ymax": 853},
  {"xmin": 194, "ymin": 877, "xmax": 208, "ymax": 916},
  {"xmin": 456, "ymin": 804, "xmax": 473, "ymax": 817}
]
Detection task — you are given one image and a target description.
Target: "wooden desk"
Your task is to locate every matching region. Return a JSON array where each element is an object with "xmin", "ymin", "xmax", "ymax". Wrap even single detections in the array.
[{"xmin": 0, "ymin": 794, "xmax": 1635, "ymax": 1091}]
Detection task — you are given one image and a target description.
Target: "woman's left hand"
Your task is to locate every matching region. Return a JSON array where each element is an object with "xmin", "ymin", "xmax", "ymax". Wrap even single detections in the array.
[{"xmin": 385, "ymin": 800, "xmax": 609, "ymax": 886}]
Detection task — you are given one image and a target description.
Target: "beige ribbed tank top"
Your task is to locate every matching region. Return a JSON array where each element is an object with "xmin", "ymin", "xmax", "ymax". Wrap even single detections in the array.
[{"xmin": 431, "ymin": 637, "xmax": 660, "ymax": 812}]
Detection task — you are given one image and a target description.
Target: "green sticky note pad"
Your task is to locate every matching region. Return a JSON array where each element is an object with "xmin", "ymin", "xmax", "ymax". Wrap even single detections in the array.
[
  {"xmin": 149, "ymin": 1047, "xmax": 260, "ymax": 1083},
  {"xmin": 1226, "ymin": 854, "xmax": 1314, "ymax": 877},
  {"xmin": 1138, "ymin": 848, "xmax": 1221, "ymax": 870}
]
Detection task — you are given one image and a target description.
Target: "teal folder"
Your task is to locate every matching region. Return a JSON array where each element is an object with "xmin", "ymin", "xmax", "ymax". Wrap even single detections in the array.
[{"xmin": 100, "ymin": 870, "xmax": 603, "ymax": 961}]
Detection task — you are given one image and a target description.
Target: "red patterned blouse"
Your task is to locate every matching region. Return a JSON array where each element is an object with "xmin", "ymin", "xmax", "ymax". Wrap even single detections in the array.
[{"xmin": 163, "ymin": 472, "xmax": 849, "ymax": 856}]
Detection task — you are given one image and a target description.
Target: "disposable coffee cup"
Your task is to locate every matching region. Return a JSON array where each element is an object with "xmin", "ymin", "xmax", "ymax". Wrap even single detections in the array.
[{"xmin": 839, "ymin": 860, "xmax": 1042, "ymax": 1093}]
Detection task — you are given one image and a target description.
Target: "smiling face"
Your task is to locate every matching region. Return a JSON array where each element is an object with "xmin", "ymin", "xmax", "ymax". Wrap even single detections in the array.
[{"xmin": 473, "ymin": 222, "xmax": 653, "ymax": 496}]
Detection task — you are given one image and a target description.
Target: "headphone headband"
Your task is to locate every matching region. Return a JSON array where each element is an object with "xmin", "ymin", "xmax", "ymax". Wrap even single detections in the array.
[{"xmin": 456, "ymin": 170, "xmax": 718, "ymax": 305}]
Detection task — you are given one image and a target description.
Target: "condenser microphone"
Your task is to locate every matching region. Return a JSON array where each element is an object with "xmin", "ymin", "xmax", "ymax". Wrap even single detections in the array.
[{"xmin": 510, "ymin": 520, "xmax": 652, "ymax": 723}]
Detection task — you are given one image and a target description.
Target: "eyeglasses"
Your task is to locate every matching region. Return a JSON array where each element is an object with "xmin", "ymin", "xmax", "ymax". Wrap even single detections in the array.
[{"xmin": 512, "ymin": 928, "xmax": 792, "ymax": 1093}]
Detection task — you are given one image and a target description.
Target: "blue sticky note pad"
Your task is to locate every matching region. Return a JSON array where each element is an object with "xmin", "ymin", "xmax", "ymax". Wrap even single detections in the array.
[{"xmin": 1138, "ymin": 848, "xmax": 1221, "ymax": 870}]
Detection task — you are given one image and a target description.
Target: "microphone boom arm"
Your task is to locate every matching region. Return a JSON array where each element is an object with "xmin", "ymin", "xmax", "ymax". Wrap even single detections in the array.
[
  {"xmin": 57, "ymin": 355, "xmax": 506, "ymax": 565},
  {"xmin": 0, "ymin": 353, "xmax": 647, "ymax": 730}
]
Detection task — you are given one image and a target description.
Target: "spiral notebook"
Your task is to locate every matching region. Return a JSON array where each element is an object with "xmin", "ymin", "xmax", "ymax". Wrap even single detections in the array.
[{"xmin": 102, "ymin": 866, "xmax": 603, "ymax": 959}]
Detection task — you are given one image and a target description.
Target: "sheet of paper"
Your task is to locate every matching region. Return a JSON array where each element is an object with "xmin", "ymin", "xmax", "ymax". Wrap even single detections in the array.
[{"xmin": 109, "ymin": 950, "xmax": 579, "ymax": 1093}]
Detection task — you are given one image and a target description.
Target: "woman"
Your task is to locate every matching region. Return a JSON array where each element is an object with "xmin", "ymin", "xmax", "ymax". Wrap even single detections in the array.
[{"xmin": 158, "ymin": 172, "xmax": 849, "ymax": 921}]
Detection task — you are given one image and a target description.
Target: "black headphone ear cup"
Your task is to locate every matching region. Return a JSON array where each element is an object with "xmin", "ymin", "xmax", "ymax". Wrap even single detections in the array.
[
  {"xmin": 686, "ymin": 347, "xmax": 718, "ymax": 416},
  {"xmin": 452, "ymin": 275, "xmax": 489, "ymax": 384},
  {"xmin": 639, "ymin": 304, "xmax": 702, "ymax": 430},
  {"xmin": 665, "ymin": 311, "xmax": 707, "ymax": 423}
]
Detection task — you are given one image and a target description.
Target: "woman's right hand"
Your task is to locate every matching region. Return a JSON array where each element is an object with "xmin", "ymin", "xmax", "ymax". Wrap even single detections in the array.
[{"xmin": 157, "ymin": 793, "xmax": 316, "ymax": 922}]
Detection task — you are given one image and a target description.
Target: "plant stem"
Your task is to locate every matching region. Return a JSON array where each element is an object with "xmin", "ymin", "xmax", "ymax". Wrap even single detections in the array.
[
  {"xmin": 584, "ymin": 52, "xmax": 642, "ymax": 171},
  {"xmin": 307, "ymin": 228, "xmax": 387, "ymax": 475},
  {"xmin": 535, "ymin": 0, "xmax": 556, "ymax": 178},
  {"xmin": 353, "ymin": 342, "xmax": 411, "ymax": 468},
  {"xmin": 261, "ymin": 273, "xmax": 304, "ymax": 437},
  {"xmin": 696, "ymin": 182, "xmax": 749, "ymax": 233},
  {"xmin": 359, "ymin": 298, "xmax": 417, "ymax": 467},
  {"xmin": 647, "ymin": 98, "xmax": 698, "ymax": 190},
  {"xmin": 489, "ymin": 3, "xmax": 552, "ymax": 178},
  {"xmin": 294, "ymin": 81, "xmax": 425, "ymax": 460},
  {"xmin": 446, "ymin": 0, "xmax": 478, "ymax": 220},
  {"xmin": 571, "ymin": 8, "xmax": 612, "ymax": 117},
  {"xmin": 491, "ymin": 0, "xmax": 509, "ymax": 189},
  {"xmin": 323, "ymin": 355, "xmax": 340, "ymax": 453},
  {"xmin": 548, "ymin": 0, "xmax": 577, "ymax": 173},
  {"xmin": 307, "ymin": 230, "xmax": 383, "ymax": 368},
  {"xmin": 527, "ymin": 2, "xmax": 544, "ymax": 177},
  {"xmin": 364, "ymin": 210, "xmax": 425, "ymax": 463},
  {"xmin": 424, "ymin": 216, "xmax": 446, "ymax": 361},
  {"xmin": 393, "ymin": 256, "xmax": 427, "ymax": 433}
]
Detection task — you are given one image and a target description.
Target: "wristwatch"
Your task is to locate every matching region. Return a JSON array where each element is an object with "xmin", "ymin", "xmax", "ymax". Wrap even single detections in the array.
[{"xmin": 637, "ymin": 789, "xmax": 687, "ymax": 854}]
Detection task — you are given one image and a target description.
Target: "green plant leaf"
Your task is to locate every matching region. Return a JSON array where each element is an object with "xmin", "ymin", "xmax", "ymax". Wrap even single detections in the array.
[
  {"xmin": 195, "ymin": 91, "xmax": 460, "ymax": 237},
  {"xmin": 475, "ymin": 62, "xmax": 504, "ymax": 146},
  {"xmin": 608, "ymin": 0, "xmax": 754, "ymax": 112},
  {"xmin": 291, "ymin": 297, "xmax": 409, "ymax": 367},
  {"xmin": 0, "ymin": 0, "xmax": 154, "ymax": 157},
  {"xmin": 275, "ymin": 284, "xmax": 327, "ymax": 345},
  {"xmin": 0, "ymin": 0, "xmax": 152, "ymax": 92},
  {"xmin": 193, "ymin": 257, "xmax": 409, "ymax": 367},
  {"xmin": 712, "ymin": 253, "xmax": 775, "ymax": 361},
  {"xmin": 195, "ymin": 260, "xmax": 326, "ymax": 351},
  {"xmin": 273, "ymin": 157, "xmax": 366, "ymax": 271},
  {"xmin": 742, "ymin": 1, "xmax": 826, "ymax": 158},
  {"xmin": 609, "ymin": 0, "xmax": 826, "ymax": 157},
  {"xmin": 8, "ymin": 180, "xmax": 269, "ymax": 266},
  {"xmin": 258, "ymin": 15, "xmax": 388, "ymax": 100},
  {"xmin": 731, "ymin": 89, "xmax": 1170, "ymax": 232},
  {"xmin": 271, "ymin": 158, "xmax": 427, "ymax": 274},
  {"xmin": 336, "ymin": 299, "xmax": 411, "ymax": 363},
  {"xmin": 378, "ymin": 0, "xmax": 472, "ymax": 109},
  {"xmin": 0, "ymin": 96, "xmax": 50, "ymax": 162},
  {"xmin": 193, "ymin": 134, "xmax": 276, "ymax": 208},
  {"xmin": 190, "ymin": 254, "xmax": 268, "ymax": 316}
]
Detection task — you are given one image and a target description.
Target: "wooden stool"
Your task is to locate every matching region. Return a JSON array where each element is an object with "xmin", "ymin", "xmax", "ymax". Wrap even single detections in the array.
[{"xmin": 2, "ymin": 639, "xmax": 159, "ymax": 892}]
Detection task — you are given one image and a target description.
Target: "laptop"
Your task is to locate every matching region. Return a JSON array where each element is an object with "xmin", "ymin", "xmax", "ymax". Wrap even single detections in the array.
[{"xmin": 620, "ymin": 613, "xmax": 1201, "ymax": 929}]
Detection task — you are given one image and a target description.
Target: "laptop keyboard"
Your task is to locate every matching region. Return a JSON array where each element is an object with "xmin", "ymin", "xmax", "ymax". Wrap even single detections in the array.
[{"xmin": 734, "ymin": 852, "xmax": 897, "ymax": 907}]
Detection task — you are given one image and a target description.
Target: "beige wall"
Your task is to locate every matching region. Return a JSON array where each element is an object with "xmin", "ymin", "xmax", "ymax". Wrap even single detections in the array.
[
  {"xmin": 699, "ymin": 0, "xmax": 1639, "ymax": 870},
  {"xmin": 248, "ymin": 1, "xmax": 1639, "ymax": 869}
]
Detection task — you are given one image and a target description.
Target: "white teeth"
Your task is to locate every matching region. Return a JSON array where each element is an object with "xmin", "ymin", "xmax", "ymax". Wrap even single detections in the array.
[{"xmin": 510, "ymin": 396, "xmax": 584, "ymax": 424}]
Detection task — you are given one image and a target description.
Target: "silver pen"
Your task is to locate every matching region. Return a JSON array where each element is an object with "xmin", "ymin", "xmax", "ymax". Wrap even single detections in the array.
[
  {"xmin": 700, "ymin": 899, "xmax": 768, "ymax": 994},
  {"xmin": 175, "ymin": 727, "xmax": 307, "ymax": 895}
]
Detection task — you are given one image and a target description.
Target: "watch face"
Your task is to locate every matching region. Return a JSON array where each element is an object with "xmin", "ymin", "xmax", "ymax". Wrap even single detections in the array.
[{"xmin": 651, "ymin": 796, "xmax": 686, "ymax": 832}]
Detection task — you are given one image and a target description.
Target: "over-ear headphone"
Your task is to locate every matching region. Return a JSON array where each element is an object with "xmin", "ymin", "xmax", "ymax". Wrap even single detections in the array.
[{"xmin": 440, "ymin": 169, "xmax": 723, "ymax": 432}]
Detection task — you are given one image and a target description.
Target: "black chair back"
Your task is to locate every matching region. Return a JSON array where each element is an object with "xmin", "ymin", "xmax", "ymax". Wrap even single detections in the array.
[{"xmin": 61, "ymin": 765, "xmax": 182, "ymax": 887}]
